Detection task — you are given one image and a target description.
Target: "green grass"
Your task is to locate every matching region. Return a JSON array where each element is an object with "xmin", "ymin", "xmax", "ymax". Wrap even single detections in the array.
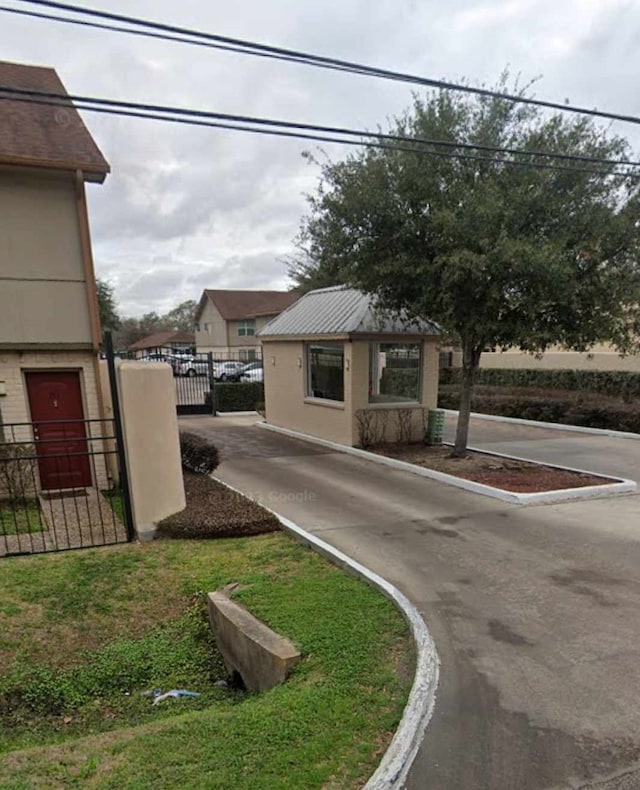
[
  {"xmin": 0, "ymin": 500, "xmax": 43, "ymax": 536},
  {"xmin": 101, "ymin": 489, "xmax": 126, "ymax": 526},
  {"xmin": 0, "ymin": 536, "xmax": 412, "ymax": 788}
]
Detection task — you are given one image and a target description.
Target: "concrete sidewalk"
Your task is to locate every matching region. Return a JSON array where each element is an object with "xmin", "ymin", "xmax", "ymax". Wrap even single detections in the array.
[{"xmin": 181, "ymin": 415, "xmax": 640, "ymax": 789}]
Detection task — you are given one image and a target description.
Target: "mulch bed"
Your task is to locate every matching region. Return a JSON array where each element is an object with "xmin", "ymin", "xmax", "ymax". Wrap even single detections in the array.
[
  {"xmin": 156, "ymin": 472, "xmax": 281, "ymax": 539},
  {"xmin": 372, "ymin": 444, "xmax": 612, "ymax": 493}
]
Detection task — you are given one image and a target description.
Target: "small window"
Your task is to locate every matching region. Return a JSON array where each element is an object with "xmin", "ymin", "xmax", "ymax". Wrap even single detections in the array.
[
  {"xmin": 307, "ymin": 343, "xmax": 344, "ymax": 401},
  {"xmin": 369, "ymin": 342, "xmax": 421, "ymax": 403},
  {"xmin": 204, "ymin": 322, "xmax": 211, "ymax": 332},
  {"xmin": 237, "ymin": 320, "xmax": 255, "ymax": 337},
  {"xmin": 194, "ymin": 323, "xmax": 200, "ymax": 332}
]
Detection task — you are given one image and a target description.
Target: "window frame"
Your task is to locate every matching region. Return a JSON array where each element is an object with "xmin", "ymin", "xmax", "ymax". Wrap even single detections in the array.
[
  {"xmin": 305, "ymin": 342, "xmax": 345, "ymax": 403},
  {"xmin": 237, "ymin": 319, "xmax": 256, "ymax": 337},
  {"xmin": 368, "ymin": 341, "xmax": 423, "ymax": 405}
]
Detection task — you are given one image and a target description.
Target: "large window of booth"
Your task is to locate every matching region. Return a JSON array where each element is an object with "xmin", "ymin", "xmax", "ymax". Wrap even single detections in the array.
[
  {"xmin": 306, "ymin": 343, "xmax": 344, "ymax": 401},
  {"xmin": 369, "ymin": 342, "xmax": 421, "ymax": 403}
]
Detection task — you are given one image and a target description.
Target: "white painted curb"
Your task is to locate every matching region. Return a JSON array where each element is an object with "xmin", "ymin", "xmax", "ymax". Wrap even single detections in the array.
[
  {"xmin": 443, "ymin": 409, "xmax": 640, "ymax": 441},
  {"xmin": 212, "ymin": 475, "xmax": 440, "ymax": 790},
  {"xmin": 258, "ymin": 422, "xmax": 636, "ymax": 505}
]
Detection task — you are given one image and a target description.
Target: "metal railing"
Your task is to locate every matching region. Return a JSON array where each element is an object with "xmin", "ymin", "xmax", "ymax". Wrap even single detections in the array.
[{"xmin": 0, "ymin": 417, "xmax": 132, "ymax": 557}]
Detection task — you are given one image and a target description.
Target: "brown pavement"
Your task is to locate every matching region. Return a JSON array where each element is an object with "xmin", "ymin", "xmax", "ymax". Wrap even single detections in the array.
[{"xmin": 181, "ymin": 414, "xmax": 640, "ymax": 789}]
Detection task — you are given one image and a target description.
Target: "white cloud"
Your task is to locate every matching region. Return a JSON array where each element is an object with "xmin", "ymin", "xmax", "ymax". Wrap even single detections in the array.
[{"xmin": 2, "ymin": 0, "xmax": 639, "ymax": 316}]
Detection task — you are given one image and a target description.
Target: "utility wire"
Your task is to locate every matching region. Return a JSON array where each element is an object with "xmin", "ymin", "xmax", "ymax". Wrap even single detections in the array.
[
  {"xmin": 6, "ymin": 0, "xmax": 640, "ymax": 128},
  {"xmin": 1, "ymin": 85, "xmax": 638, "ymax": 177}
]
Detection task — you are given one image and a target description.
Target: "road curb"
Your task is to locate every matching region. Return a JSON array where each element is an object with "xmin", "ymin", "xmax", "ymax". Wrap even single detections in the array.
[
  {"xmin": 212, "ymin": 475, "xmax": 440, "ymax": 790},
  {"xmin": 443, "ymin": 409, "xmax": 640, "ymax": 441},
  {"xmin": 258, "ymin": 422, "xmax": 637, "ymax": 504}
]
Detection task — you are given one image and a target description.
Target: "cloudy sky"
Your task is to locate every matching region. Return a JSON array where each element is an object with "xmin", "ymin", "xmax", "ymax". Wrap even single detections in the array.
[{"xmin": 2, "ymin": 0, "xmax": 639, "ymax": 316}]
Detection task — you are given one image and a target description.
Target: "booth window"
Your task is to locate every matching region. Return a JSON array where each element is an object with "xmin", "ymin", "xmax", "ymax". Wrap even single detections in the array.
[
  {"xmin": 307, "ymin": 343, "xmax": 344, "ymax": 401},
  {"xmin": 369, "ymin": 342, "xmax": 421, "ymax": 403}
]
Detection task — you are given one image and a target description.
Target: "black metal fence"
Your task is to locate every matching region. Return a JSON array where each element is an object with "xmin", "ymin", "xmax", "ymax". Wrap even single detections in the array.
[
  {"xmin": 0, "ymin": 417, "xmax": 133, "ymax": 557},
  {"xmin": 129, "ymin": 347, "xmax": 263, "ymax": 416}
]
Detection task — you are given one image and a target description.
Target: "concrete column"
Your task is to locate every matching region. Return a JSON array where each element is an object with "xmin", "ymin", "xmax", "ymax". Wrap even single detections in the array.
[{"xmin": 117, "ymin": 361, "xmax": 185, "ymax": 540}]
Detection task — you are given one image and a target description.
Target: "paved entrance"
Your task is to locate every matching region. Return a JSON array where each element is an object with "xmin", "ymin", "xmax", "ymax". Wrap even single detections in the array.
[{"xmin": 185, "ymin": 415, "xmax": 640, "ymax": 789}]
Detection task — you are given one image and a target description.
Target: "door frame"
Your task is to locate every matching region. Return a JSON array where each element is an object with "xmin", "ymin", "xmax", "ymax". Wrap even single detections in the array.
[{"xmin": 23, "ymin": 367, "xmax": 94, "ymax": 491}]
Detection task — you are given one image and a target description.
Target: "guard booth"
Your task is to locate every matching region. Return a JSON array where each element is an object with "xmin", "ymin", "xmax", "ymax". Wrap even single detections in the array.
[{"xmin": 259, "ymin": 286, "xmax": 441, "ymax": 447}]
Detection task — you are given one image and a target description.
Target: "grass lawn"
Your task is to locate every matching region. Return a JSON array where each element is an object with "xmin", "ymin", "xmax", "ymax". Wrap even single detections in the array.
[
  {"xmin": 0, "ymin": 500, "xmax": 43, "ymax": 536},
  {"xmin": 0, "ymin": 535, "xmax": 412, "ymax": 788}
]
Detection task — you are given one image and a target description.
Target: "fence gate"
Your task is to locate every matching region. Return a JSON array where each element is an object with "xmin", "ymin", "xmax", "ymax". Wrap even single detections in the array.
[
  {"xmin": 0, "ymin": 415, "xmax": 134, "ymax": 558},
  {"xmin": 172, "ymin": 351, "xmax": 216, "ymax": 416}
]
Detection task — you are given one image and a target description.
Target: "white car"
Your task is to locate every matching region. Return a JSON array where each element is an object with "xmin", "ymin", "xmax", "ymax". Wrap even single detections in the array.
[
  {"xmin": 240, "ymin": 363, "xmax": 264, "ymax": 383},
  {"xmin": 213, "ymin": 361, "xmax": 245, "ymax": 381},
  {"xmin": 176, "ymin": 356, "xmax": 210, "ymax": 377}
]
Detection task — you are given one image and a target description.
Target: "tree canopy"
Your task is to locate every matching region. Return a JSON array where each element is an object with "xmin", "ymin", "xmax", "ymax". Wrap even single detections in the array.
[
  {"xmin": 290, "ymin": 83, "xmax": 640, "ymax": 453},
  {"xmin": 96, "ymin": 279, "xmax": 121, "ymax": 332}
]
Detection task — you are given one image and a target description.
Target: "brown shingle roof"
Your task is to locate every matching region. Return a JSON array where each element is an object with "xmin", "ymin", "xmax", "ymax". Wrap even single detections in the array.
[
  {"xmin": 128, "ymin": 331, "xmax": 195, "ymax": 351},
  {"xmin": 0, "ymin": 60, "xmax": 110, "ymax": 182},
  {"xmin": 202, "ymin": 290, "xmax": 301, "ymax": 320}
]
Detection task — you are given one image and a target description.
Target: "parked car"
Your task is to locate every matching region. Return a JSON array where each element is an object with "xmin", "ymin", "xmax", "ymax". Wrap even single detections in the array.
[
  {"xmin": 241, "ymin": 363, "xmax": 264, "ymax": 383},
  {"xmin": 175, "ymin": 356, "xmax": 210, "ymax": 377},
  {"xmin": 141, "ymin": 353, "xmax": 184, "ymax": 376},
  {"xmin": 214, "ymin": 361, "xmax": 245, "ymax": 382}
]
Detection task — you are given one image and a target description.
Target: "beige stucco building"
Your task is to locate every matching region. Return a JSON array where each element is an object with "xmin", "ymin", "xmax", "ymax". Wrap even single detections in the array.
[
  {"xmin": 0, "ymin": 60, "xmax": 109, "ymax": 489},
  {"xmin": 195, "ymin": 289, "xmax": 300, "ymax": 359},
  {"xmin": 474, "ymin": 344, "xmax": 640, "ymax": 372},
  {"xmin": 260, "ymin": 286, "xmax": 441, "ymax": 447}
]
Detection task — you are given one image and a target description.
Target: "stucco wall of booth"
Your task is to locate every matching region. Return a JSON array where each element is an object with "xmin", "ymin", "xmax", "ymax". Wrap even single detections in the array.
[
  {"xmin": 478, "ymin": 348, "xmax": 640, "ymax": 372},
  {"xmin": 0, "ymin": 172, "xmax": 93, "ymax": 347},
  {"xmin": 349, "ymin": 338, "xmax": 440, "ymax": 445},
  {"xmin": 115, "ymin": 361, "xmax": 185, "ymax": 539},
  {"xmin": 263, "ymin": 338, "xmax": 440, "ymax": 447},
  {"xmin": 263, "ymin": 341, "xmax": 353, "ymax": 445}
]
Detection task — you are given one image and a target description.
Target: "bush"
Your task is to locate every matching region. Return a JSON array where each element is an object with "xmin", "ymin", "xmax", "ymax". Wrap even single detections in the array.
[
  {"xmin": 438, "ymin": 385, "xmax": 640, "ymax": 434},
  {"xmin": 379, "ymin": 369, "xmax": 420, "ymax": 400},
  {"xmin": 179, "ymin": 432, "xmax": 220, "ymax": 475},
  {"xmin": 207, "ymin": 382, "xmax": 265, "ymax": 412},
  {"xmin": 439, "ymin": 367, "xmax": 640, "ymax": 399}
]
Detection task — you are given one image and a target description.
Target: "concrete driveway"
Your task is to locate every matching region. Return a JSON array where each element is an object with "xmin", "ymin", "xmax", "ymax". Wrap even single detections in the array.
[
  {"xmin": 180, "ymin": 415, "xmax": 640, "ymax": 789},
  {"xmin": 444, "ymin": 413, "xmax": 640, "ymax": 485}
]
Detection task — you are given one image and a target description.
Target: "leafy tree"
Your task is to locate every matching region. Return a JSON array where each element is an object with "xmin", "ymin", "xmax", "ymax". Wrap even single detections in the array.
[
  {"xmin": 164, "ymin": 300, "xmax": 198, "ymax": 332},
  {"xmin": 96, "ymin": 278, "xmax": 121, "ymax": 332},
  {"xmin": 291, "ymin": 83, "xmax": 640, "ymax": 455}
]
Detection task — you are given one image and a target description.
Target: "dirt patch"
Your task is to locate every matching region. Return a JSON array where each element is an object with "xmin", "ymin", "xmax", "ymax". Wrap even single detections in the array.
[
  {"xmin": 372, "ymin": 444, "xmax": 612, "ymax": 493},
  {"xmin": 156, "ymin": 473, "xmax": 281, "ymax": 539}
]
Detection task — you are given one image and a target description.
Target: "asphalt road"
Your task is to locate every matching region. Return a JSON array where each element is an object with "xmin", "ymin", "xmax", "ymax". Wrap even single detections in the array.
[{"xmin": 181, "ymin": 415, "xmax": 640, "ymax": 789}]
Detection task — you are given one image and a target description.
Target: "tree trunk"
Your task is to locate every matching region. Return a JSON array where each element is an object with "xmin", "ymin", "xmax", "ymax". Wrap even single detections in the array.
[{"xmin": 452, "ymin": 343, "xmax": 481, "ymax": 457}]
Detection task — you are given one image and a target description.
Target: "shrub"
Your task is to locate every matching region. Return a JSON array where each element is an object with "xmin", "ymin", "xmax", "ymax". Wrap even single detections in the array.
[
  {"xmin": 439, "ymin": 367, "xmax": 640, "ymax": 399},
  {"xmin": 179, "ymin": 432, "xmax": 220, "ymax": 475},
  {"xmin": 379, "ymin": 369, "xmax": 420, "ymax": 400},
  {"xmin": 0, "ymin": 442, "xmax": 37, "ymax": 501},
  {"xmin": 438, "ymin": 385, "xmax": 640, "ymax": 434},
  {"xmin": 207, "ymin": 382, "xmax": 265, "ymax": 412}
]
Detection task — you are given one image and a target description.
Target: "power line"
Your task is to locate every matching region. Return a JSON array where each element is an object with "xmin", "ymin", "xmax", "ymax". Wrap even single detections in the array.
[
  {"xmin": 6, "ymin": 0, "xmax": 640, "ymax": 128},
  {"xmin": 1, "ymin": 85, "xmax": 638, "ymax": 178}
]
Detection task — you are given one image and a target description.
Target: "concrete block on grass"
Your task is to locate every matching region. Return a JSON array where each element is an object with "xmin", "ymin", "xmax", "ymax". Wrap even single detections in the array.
[{"xmin": 207, "ymin": 591, "xmax": 300, "ymax": 692}]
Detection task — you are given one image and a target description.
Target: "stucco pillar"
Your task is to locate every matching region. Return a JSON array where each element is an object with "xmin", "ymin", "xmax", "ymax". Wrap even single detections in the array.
[{"xmin": 116, "ymin": 361, "xmax": 185, "ymax": 540}]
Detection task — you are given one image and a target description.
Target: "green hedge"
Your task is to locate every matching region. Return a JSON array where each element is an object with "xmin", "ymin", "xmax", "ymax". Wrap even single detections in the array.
[
  {"xmin": 438, "ymin": 387, "xmax": 640, "ymax": 433},
  {"xmin": 210, "ymin": 382, "xmax": 265, "ymax": 412},
  {"xmin": 439, "ymin": 367, "xmax": 640, "ymax": 399},
  {"xmin": 379, "ymin": 368, "xmax": 420, "ymax": 400}
]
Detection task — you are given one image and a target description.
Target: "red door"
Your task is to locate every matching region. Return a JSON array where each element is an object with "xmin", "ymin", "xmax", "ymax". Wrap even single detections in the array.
[{"xmin": 25, "ymin": 371, "xmax": 92, "ymax": 491}]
